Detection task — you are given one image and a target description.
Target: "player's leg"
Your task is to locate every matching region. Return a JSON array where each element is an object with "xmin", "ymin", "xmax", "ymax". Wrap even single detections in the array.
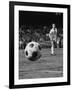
[
  {"xmin": 51, "ymin": 40, "xmax": 54, "ymax": 55},
  {"xmin": 51, "ymin": 40, "xmax": 56, "ymax": 55},
  {"xmin": 57, "ymin": 40, "xmax": 59, "ymax": 48}
]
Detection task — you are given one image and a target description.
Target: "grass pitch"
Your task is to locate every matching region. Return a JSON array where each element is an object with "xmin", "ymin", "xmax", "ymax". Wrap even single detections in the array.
[{"xmin": 19, "ymin": 48, "xmax": 63, "ymax": 79}]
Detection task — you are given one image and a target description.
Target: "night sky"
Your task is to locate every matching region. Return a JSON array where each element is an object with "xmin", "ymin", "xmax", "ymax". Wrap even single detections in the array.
[{"xmin": 19, "ymin": 11, "xmax": 63, "ymax": 28}]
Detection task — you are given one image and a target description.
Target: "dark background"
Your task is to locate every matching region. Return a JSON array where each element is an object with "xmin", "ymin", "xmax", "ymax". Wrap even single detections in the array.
[
  {"xmin": 19, "ymin": 11, "xmax": 63, "ymax": 28},
  {"xmin": 19, "ymin": 11, "xmax": 63, "ymax": 49}
]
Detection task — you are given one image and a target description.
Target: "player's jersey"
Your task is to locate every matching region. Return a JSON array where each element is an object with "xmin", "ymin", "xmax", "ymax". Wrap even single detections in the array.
[{"xmin": 49, "ymin": 28, "xmax": 57, "ymax": 41}]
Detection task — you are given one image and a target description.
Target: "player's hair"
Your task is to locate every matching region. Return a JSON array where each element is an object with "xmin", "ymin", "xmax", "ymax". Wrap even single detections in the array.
[{"xmin": 52, "ymin": 23, "xmax": 55, "ymax": 26}]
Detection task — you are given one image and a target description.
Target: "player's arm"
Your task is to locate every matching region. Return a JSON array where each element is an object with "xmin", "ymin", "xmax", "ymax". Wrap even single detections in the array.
[
  {"xmin": 49, "ymin": 29, "xmax": 53, "ymax": 41},
  {"xmin": 55, "ymin": 28, "xmax": 57, "ymax": 41},
  {"xmin": 55, "ymin": 28, "xmax": 57, "ymax": 35}
]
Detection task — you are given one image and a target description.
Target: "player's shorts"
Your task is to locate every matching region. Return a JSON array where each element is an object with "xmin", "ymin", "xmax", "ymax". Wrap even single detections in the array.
[{"xmin": 49, "ymin": 34, "xmax": 56, "ymax": 41}]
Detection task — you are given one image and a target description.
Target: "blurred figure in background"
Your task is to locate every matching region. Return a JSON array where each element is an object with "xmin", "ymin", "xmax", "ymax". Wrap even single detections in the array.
[{"xmin": 49, "ymin": 23, "xmax": 57, "ymax": 55}]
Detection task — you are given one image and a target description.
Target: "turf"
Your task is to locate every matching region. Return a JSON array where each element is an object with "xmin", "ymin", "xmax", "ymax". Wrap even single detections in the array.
[{"xmin": 19, "ymin": 48, "xmax": 63, "ymax": 79}]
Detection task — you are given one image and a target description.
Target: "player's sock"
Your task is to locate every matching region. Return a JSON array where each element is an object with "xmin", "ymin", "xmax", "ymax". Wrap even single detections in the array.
[
  {"xmin": 51, "ymin": 44, "xmax": 56, "ymax": 55},
  {"xmin": 51, "ymin": 46, "xmax": 54, "ymax": 54}
]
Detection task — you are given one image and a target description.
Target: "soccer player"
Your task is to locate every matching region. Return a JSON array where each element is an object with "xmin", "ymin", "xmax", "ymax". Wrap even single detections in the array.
[{"xmin": 49, "ymin": 23, "xmax": 57, "ymax": 55}]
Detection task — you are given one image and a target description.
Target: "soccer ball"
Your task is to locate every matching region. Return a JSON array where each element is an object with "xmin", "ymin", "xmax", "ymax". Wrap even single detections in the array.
[{"xmin": 24, "ymin": 41, "xmax": 41, "ymax": 61}]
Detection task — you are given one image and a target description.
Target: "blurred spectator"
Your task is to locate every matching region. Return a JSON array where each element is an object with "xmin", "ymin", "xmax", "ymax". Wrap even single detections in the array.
[{"xmin": 19, "ymin": 24, "xmax": 63, "ymax": 49}]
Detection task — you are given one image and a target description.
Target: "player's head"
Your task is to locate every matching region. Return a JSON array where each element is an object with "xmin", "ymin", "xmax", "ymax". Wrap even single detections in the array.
[{"xmin": 52, "ymin": 23, "xmax": 55, "ymax": 28}]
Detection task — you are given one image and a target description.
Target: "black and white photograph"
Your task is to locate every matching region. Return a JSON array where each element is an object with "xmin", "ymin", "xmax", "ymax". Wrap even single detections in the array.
[
  {"xmin": 9, "ymin": 1, "xmax": 70, "ymax": 89},
  {"xmin": 19, "ymin": 11, "xmax": 63, "ymax": 79}
]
